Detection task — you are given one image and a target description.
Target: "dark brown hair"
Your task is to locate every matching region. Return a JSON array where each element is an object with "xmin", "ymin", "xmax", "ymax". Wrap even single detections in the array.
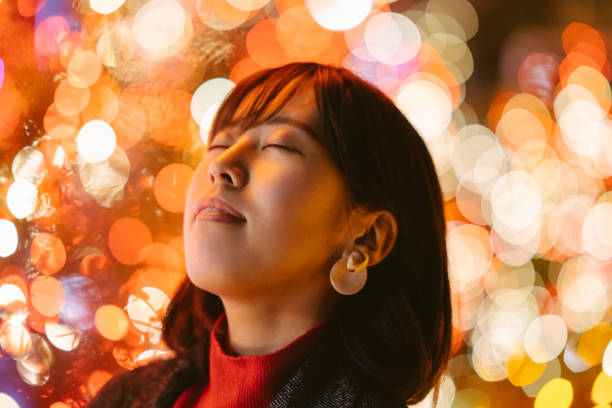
[{"xmin": 162, "ymin": 62, "xmax": 452, "ymax": 404}]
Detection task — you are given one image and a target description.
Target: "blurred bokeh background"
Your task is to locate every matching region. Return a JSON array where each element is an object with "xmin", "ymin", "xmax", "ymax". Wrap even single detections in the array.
[{"xmin": 1, "ymin": 0, "xmax": 612, "ymax": 407}]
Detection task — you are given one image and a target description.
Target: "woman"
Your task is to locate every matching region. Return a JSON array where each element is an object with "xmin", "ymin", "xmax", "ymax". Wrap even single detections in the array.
[{"xmin": 87, "ymin": 62, "xmax": 452, "ymax": 408}]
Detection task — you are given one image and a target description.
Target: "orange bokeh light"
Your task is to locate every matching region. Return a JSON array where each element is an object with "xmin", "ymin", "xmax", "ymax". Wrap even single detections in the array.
[
  {"xmin": 30, "ymin": 233, "xmax": 67, "ymax": 276},
  {"xmin": 68, "ymin": 50, "xmax": 103, "ymax": 88},
  {"xmin": 44, "ymin": 103, "xmax": 80, "ymax": 140},
  {"xmin": 1, "ymin": 265, "xmax": 28, "ymax": 299},
  {"xmin": 17, "ymin": 0, "xmax": 39, "ymax": 17},
  {"xmin": 560, "ymin": 23, "xmax": 610, "ymax": 83},
  {"xmin": 81, "ymin": 83, "xmax": 120, "ymax": 124},
  {"xmin": 276, "ymin": 6, "xmax": 333, "ymax": 59},
  {"xmin": 247, "ymin": 19, "xmax": 291, "ymax": 68},
  {"xmin": 562, "ymin": 22, "xmax": 606, "ymax": 63},
  {"xmin": 486, "ymin": 91, "xmax": 515, "ymax": 130},
  {"xmin": 29, "ymin": 275, "xmax": 65, "ymax": 318},
  {"xmin": 153, "ymin": 163, "xmax": 194, "ymax": 213},
  {"xmin": 54, "ymin": 80, "xmax": 90, "ymax": 117},
  {"xmin": 145, "ymin": 88, "xmax": 193, "ymax": 148},
  {"xmin": 229, "ymin": 57, "xmax": 264, "ymax": 84},
  {"xmin": 112, "ymin": 90, "xmax": 147, "ymax": 150},
  {"xmin": 95, "ymin": 304, "xmax": 129, "ymax": 341},
  {"xmin": 87, "ymin": 370, "xmax": 113, "ymax": 397},
  {"xmin": 195, "ymin": 0, "xmax": 256, "ymax": 31},
  {"xmin": 108, "ymin": 217, "xmax": 153, "ymax": 265},
  {"xmin": 58, "ymin": 31, "xmax": 85, "ymax": 70},
  {"xmin": 26, "ymin": 306, "xmax": 60, "ymax": 334}
]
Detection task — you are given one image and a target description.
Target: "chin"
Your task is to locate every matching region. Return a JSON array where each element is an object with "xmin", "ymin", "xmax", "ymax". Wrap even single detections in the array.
[{"xmin": 186, "ymin": 262, "xmax": 244, "ymax": 295}]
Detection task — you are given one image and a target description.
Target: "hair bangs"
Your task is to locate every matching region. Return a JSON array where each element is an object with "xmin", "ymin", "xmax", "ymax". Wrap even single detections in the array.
[{"xmin": 208, "ymin": 65, "xmax": 318, "ymax": 145}]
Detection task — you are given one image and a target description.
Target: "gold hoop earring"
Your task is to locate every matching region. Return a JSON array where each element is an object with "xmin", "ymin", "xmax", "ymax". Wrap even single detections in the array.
[{"xmin": 330, "ymin": 250, "xmax": 369, "ymax": 295}]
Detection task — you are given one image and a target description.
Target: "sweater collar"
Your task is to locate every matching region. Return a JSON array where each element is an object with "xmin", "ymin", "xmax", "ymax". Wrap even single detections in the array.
[{"xmin": 200, "ymin": 311, "xmax": 332, "ymax": 408}]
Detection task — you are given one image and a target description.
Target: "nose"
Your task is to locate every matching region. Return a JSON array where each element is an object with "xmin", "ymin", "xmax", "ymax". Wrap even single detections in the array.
[{"xmin": 207, "ymin": 142, "xmax": 249, "ymax": 189}]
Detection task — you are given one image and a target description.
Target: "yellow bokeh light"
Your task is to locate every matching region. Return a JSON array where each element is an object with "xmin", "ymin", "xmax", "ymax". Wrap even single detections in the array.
[
  {"xmin": 425, "ymin": 32, "xmax": 473, "ymax": 84},
  {"xmin": 0, "ymin": 283, "xmax": 27, "ymax": 308},
  {"xmin": 0, "ymin": 322, "xmax": 32, "ymax": 358},
  {"xmin": 306, "ymin": 0, "xmax": 372, "ymax": 31},
  {"xmin": 425, "ymin": 0, "xmax": 479, "ymax": 40},
  {"xmin": 226, "ymin": 0, "xmax": 270, "ymax": 12},
  {"xmin": 603, "ymin": 340, "xmax": 612, "ymax": 376},
  {"xmin": 489, "ymin": 171, "xmax": 542, "ymax": 255},
  {"xmin": 446, "ymin": 224, "xmax": 492, "ymax": 292},
  {"xmin": 200, "ymin": 103, "xmax": 221, "ymax": 146},
  {"xmin": 196, "ymin": 0, "xmax": 255, "ymax": 31},
  {"xmin": 90, "ymin": 0, "xmax": 125, "ymax": 15},
  {"xmin": 76, "ymin": 120, "xmax": 117, "ymax": 164},
  {"xmin": 7, "ymin": 178, "xmax": 38, "ymax": 219},
  {"xmin": 451, "ymin": 387, "xmax": 490, "ymax": 408},
  {"xmin": 190, "ymin": 77, "xmax": 234, "ymax": 124},
  {"xmin": 97, "ymin": 24, "xmax": 134, "ymax": 68},
  {"xmin": 125, "ymin": 286, "xmax": 169, "ymax": 343},
  {"xmin": 396, "ymin": 79, "xmax": 452, "ymax": 140},
  {"xmin": 45, "ymin": 321, "xmax": 81, "ymax": 351},
  {"xmin": 546, "ymin": 194, "xmax": 593, "ymax": 258},
  {"xmin": 522, "ymin": 358, "xmax": 561, "ymax": 398},
  {"xmin": 0, "ymin": 219, "xmax": 19, "ymax": 257},
  {"xmin": 132, "ymin": 0, "xmax": 192, "ymax": 59},
  {"xmin": 523, "ymin": 314, "xmax": 568, "ymax": 363},
  {"xmin": 0, "ymin": 393, "xmax": 20, "ymax": 408},
  {"xmin": 558, "ymin": 98, "xmax": 610, "ymax": 159},
  {"xmin": 451, "ymin": 124, "xmax": 508, "ymax": 193},
  {"xmin": 483, "ymin": 258, "xmax": 536, "ymax": 295},
  {"xmin": 534, "ymin": 378, "xmax": 573, "ymax": 408},
  {"xmin": 364, "ymin": 12, "xmax": 421, "ymax": 65},
  {"xmin": 577, "ymin": 323, "xmax": 612, "ymax": 367},
  {"xmin": 558, "ymin": 257, "xmax": 607, "ymax": 333},
  {"xmin": 592, "ymin": 371, "xmax": 612, "ymax": 405},
  {"xmin": 78, "ymin": 146, "xmax": 130, "ymax": 207},
  {"xmin": 12, "ymin": 146, "xmax": 46, "ymax": 186},
  {"xmin": 506, "ymin": 352, "xmax": 546, "ymax": 387},
  {"xmin": 582, "ymin": 203, "xmax": 612, "ymax": 261}
]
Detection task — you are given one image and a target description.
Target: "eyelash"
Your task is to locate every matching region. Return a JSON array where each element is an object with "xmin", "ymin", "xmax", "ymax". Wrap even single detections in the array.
[{"xmin": 208, "ymin": 144, "xmax": 298, "ymax": 153}]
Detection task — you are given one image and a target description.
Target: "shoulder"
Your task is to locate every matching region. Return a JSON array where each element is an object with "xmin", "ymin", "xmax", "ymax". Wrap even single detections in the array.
[
  {"xmin": 269, "ymin": 326, "xmax": 406, "ymax": 408},
  {"xmin": 86, "ymin": 355, "xmax": 197, "ymax": 408}
]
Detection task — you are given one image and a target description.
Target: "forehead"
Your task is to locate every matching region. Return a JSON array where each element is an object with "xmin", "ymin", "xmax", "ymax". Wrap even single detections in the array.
[{"xmin": 231, "ymin": 79, "xmax": 321, "ymax": 131}]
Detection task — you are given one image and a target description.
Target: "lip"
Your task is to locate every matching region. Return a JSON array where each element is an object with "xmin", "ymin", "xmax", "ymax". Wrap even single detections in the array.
[{"xmin": 193, "ymin": 195, "xmax": 246, "ymax": 223}]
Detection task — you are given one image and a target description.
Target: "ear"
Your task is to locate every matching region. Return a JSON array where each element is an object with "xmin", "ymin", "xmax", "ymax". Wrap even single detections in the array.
[{"xmin": 352, "ymin": 210, "xmax": 398, "ymax": 267}]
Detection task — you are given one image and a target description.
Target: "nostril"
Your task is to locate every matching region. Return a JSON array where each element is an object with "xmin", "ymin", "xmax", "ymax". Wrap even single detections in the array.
[{"xmin": 221, "ymin": 173, "xmax": 232, "ymax": 183}]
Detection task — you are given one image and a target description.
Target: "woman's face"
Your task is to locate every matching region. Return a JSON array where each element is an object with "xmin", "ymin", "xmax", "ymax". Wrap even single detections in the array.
[{"xmin": 183, "ymin": 87, "xmax": 355, "ymax": 300}]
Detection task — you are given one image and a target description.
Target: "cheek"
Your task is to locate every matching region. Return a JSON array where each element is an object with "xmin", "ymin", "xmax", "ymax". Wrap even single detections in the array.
[{"xmin": 254, "ymin": 163, "xmax": 347, "ymax": 240}]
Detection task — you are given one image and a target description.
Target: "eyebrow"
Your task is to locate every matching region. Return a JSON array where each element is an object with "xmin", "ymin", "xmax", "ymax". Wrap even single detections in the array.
[{"xmin": 261, "ymin": 116, "xmax": 321, "ymax": 142}]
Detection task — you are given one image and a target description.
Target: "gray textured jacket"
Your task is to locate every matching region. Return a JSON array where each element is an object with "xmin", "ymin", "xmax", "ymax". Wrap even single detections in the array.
[{"xmin": 86, "ymin": 325, "xmax": 407, "ymax": 408}]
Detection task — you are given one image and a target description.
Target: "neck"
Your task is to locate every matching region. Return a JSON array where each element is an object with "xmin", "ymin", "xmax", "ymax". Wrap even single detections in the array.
[{"xmin": 219, "ymin": 284, "xmax": 339, "ymax": 356}]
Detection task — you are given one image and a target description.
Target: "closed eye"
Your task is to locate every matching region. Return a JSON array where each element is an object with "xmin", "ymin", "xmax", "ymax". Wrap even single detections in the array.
[
  {"xmin": 206, "ymin": 144, "xmax": 303, "ymax": 155},
  {"xmin": 264, "ymin": 144, "xmax": 303, "ymax": 155},
  {"xmin": 207, "ymin": 145, "xmax": 228, "ymax": 150}
]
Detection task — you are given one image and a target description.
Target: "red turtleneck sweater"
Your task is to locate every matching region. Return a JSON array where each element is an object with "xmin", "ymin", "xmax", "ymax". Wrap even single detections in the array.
[{"xmin": 172, "ymin": 311, "xmax": 331, "ymax": 408}]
